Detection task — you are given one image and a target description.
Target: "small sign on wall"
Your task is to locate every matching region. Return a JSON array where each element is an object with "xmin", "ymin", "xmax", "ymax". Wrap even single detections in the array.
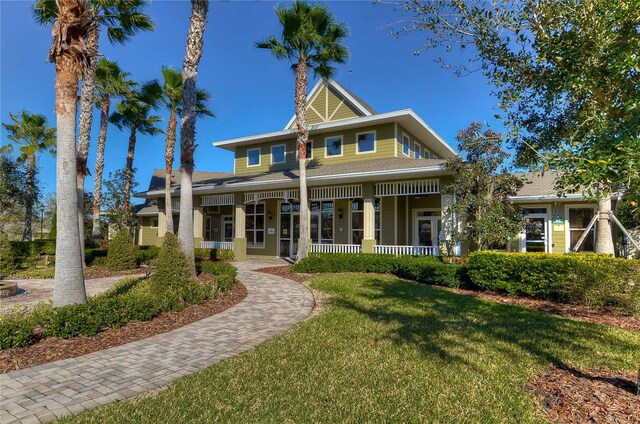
[
  {"xmin": 268, "ymin": 227, "xmax": 276, "ymax": 235},
  {"xmin": 551, "ymin": 216, "xmax": 565, "ymax": 224}
]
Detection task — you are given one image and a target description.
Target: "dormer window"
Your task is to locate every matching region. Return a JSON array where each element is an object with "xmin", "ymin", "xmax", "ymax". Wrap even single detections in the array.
[
  {"xmin": 271, "ymin": 144, "xmax": 286, "ymax": 164},
  {"xmin": 402, "ymin": 134, "xmax": 410, "ymax": 156},
  {"xmin": 356, "ymin": 131, "xmax": 376, "ymax": 154},
  {"xmin": 325, "ymin": 136, "xmax": 343, "ymax": 157},
  {"xmin": 247, "ymin": 148, "xmax": 261, "ymax": 167}
]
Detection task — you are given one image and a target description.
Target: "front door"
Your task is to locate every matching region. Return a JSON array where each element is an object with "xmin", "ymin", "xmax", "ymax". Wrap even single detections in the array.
[
  {"xmin": 279, "ymin": 202, "xmax": 300, "ymax": 258},
  {"xmin": 522, "ymin": 214, "xmax": 548, "ymax": 252},
  {"xmin": 222, "ymin": 216, "xmax": 233, "ymax": 242},
  {"xmin": 415, "ymin": 216, "xmax": 441, "ymax": 247}
]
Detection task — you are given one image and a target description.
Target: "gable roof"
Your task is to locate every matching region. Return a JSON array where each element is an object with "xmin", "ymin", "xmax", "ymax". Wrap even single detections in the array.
[
  {"xmin": 284, "ymin": 78, "xmax": 374, "ymax": 129},
  {"xmin": 147, "ymin": 169, "xmax": 233, "ymax": 192}
]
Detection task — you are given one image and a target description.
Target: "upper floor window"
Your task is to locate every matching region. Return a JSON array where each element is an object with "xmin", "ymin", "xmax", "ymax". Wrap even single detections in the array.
[
  {"xmin": 325, "ymin": 136, "xmax": 343, "ymax": 157},
  {"xmin": 271, "ymin": 144, "xmax": 286, "ymax": 165},
  {"xmin": 356, "ymin": 131, "xmax": 375, "ymax": 154},
  {"xmin": 414, "ymin": 142, "xmax": 421, "ymax": 159},
  {"xmin": 402, "ymin": 134, "xmax": 410, "ymax": 156},
  {"xmin": 297, "ymin": 140, "xmax": 313, "ymax": 160},
  {"xmin": 424, "ymin": 148, "xmax": 434, "ymax": 159},
  {"xmin": 247, "ymin": 147, "xmax": 261, "ymax": 167}
]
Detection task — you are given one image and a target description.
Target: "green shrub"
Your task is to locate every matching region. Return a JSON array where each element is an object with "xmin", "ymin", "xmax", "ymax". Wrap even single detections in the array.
[
  {"xmin": 200, "ymin": 261, "xmax": 237, "ymax": 293},
  {"xmin": 137, "ymin": 245, "xmax": 161, "ymax": 264},
  {"xmin": 0, "ymin": 232, "xmax": 16, "ymax": 278},
  {"xmin": 292, "ymin": 253, "xmax": 397, "ymax": 274},
  {"xmin": 0, "ymin": 316, "xmax": 34, "ymax": 349},
  {"xmin": 48, "ymin": 303, "xmax": 102, "ymax": 338},
  {"xmin": 10, "ymin": 267, "xmax": 54, "ymax": 279},
  {"xmin": 85, "ymin": 248, "xmax": 108, "ymax": 266},
  {"xmin": 152, "ymin": 233, "xmax": 194, "ymax": 288},
  {"xmin": 91, "ymin": 256, "xmax": 108, "ymax": 267},
  {"xmin": 467, "ymin": 252, "xmax": 640, "ymax": 311},
  {"xmin": 391, "ymin": 256, "xmax": 464, "ymax": 288},
  {"xmin": 194, "ymin": 248, "xmax": 235, "ymax": 262},
  {"xmin": 107, "ymin": 231, "xmax": 138, "ymax": 271}
]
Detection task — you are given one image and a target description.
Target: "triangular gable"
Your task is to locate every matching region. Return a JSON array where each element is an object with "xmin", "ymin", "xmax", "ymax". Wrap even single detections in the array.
[{"xmin": 284, "ymin": 79, "xmax": 374, "ymax": 129}]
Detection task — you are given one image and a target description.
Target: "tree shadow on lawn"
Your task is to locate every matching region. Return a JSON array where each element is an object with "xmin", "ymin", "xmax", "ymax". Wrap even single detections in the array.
[{"xmin": 328, "ymin": 276, "xmax": 639, "ymax": 372}]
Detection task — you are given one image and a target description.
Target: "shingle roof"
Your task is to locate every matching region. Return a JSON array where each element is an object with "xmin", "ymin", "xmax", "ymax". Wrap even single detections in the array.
[
  {"xmin": 514, "ymin": 171, "xmax": 561, "ymax": 197},
  {"xmin": 147, "ymin": 169, "xmax": 233, "ymax": 191},
  {"xmin": 140, "ymin": 158, "xmax": 448, "ymax": 195}
]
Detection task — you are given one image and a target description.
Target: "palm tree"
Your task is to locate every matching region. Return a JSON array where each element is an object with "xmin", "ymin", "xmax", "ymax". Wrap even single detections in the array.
[
  {"xmin": 33, "ymin": 0, "xmax": 153, "ymax": 254},
  {"xmin": 48, "ymin": 0, "xmax": 94, "ymax": 307},
  {"xmin": 91, "ymin": 59, "xmax": 136, "ymax": 239},
  {"xmin": 2, "ymin": 111, "xmax": 56, "ymax": 241},
  {"xmin": 152, "ymin": 66, "xmax": 213, "ymax": 234},
  {"xmin": 110, "ymin": 87, "xmax": 163, "ymax": 215},
  {"xmin": 178, "ymin": 0, "xmax": 210, "ymax": 269},
  {"xmin": 257, "ymin": 1, "xmax": 348, "ymax": 260}
]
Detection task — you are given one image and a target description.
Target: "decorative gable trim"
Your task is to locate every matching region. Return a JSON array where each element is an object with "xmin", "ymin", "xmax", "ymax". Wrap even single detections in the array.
[{"xmin": 284, "ymin": 79, "xmax": 373, "ymax": 129}]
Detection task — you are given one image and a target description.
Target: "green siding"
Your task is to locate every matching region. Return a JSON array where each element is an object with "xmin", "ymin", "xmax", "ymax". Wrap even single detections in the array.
[
  {"xmin": 334, "ymin": 199, "xmax": 349, "ymax": 244},
  {"xmin": 396, "ymin": 124, "xmax": 440, "ymax": 159},
  {"xmin": 234, "ymin": 123, "xmax": 397, "ymax": 175},
  {"xmin": 307, "ymin": 108, "xmax": 324, "ymax": 125},
  {"xmin": 380, "ymin": 196, "xmax": 396, "ymax": 245}
]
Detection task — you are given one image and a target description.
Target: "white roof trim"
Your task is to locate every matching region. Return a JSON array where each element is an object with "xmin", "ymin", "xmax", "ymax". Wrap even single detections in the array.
[
  {"xmin": 213, "ymin": 108, "xmax": 457, "ymax": 158},
  {"xmin": 137, "ymin": 164, "xmax": 448, "ymax": 197},
  {"xmin": 508, "ymin": 194, "xmax": 585, "ymax": 201},
  {"xmin": 283, "ymin": 78, "xmax": 372, "ymax": 130}
]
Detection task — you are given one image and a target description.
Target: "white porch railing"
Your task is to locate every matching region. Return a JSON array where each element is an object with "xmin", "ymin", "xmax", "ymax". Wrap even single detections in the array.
[
  {"xmin": 200, "ymin": 241, "xmax": 234, "ymax": 250},
  {"xmin": 375, "ymin": 245, "xmax": 440, "ymax": 256},
  {"xmin": 310, "ymin": 243, "xmax": 362, "ymax": 254}
]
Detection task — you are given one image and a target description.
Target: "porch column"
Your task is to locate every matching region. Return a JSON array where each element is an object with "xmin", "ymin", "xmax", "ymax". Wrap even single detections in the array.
[
  {"xmin": 362, "ymin": 183, "xmax": 376, "ymax": 253},
  {"xmin": 157, "ymin": 210, "xmax": 167, "ymax": 238},
  {"xmin": 441, "ymin": 194, "xmax": 460, "ymax": 256},
  {"xmin": 193, "ymin": 207, "xmax": 204, "ymax": 248},
  {"xmin": 233, "ymin": 193, "xmax": 247, "ymax": 261}
]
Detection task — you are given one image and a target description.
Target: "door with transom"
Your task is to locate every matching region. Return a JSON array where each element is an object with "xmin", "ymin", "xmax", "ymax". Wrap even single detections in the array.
[
  {"xmin": 414, "ymin": 214, "xmax": 441, "ymax": 247},
  {"xmin": 279, "ymin": 202, "xmax": 300, "ymax": 259}
]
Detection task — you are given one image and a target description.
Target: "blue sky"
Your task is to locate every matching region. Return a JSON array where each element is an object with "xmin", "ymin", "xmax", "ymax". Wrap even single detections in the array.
[{"xmin": 1, "ymin": 0, "xmax": 501, "ymax": 202}]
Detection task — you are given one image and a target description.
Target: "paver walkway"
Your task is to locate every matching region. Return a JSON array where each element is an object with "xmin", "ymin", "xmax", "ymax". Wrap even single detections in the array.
[
  {"xmin": 0, "ymin": 260, "xmax": 314, "ymax": 423},
  {"xmin": 0, "ymin": 274, "xmax": 145, "ymax": 311}
]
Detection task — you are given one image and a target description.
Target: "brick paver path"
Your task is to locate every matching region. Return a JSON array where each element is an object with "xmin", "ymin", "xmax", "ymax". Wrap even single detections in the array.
[
  {"xmin": 0, "ymin": 260, "xmax": 314, "ymax": 423},
  {"xmin": 0, "ymin": 274, "xmax": 145, "ymax": 312}
]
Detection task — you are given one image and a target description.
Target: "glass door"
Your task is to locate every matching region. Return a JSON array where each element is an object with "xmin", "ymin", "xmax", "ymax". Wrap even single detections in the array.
[
  {"xmin": 222, "ymin": 216, "xmax": 233, "ymax": 242},
  {"xmin": 279, "ymin": 202, "xmax": 300, "ymax": 258},
  {"xmin": 415, "ymin": 216, "xmax": 441, "ymax": 246},
  {"xmin": 522, "ymin": 213, "xmax": 548, "ymax": 252}
]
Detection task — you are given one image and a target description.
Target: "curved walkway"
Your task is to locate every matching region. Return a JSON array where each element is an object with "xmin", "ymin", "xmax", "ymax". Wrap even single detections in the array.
[{"xmin": 0, "ymin": 261, "xmax": 314, "ymax": 424}]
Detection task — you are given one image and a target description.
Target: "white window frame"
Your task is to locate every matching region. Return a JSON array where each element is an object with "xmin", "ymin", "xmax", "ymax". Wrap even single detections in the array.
[
  {"xmin": 414, "ymin": 142, "xmax": 421, "ymax": 159},
  {"xmin": 325, "ymin": 135, "xmax": 343, "ymax": 158},
  {"xmin": 355, "ymin": 130, "xmax": 376, "ymax": 155},
  {"xmin": 350, "ymin": 198, "xmax": 382, "ymax": 244},
  {"xmin": 246, "ymin": 202, "xmax": 265, "ymax": 248},
  {"xmin": 564, "ymin": 204, "xmax": 597, "ymax": 253},
  {"xmin": 402, "ymin": 133, "xmax": 410, "ymax": 157},
  {"xmin": 296, "ymin": 139, "xmax": 313, "ymax": 160},
  {"xmin": 270, "ymin": 144, "xmax": 286, "ymax": 165},
  {"xmin": 520, "ymin": 207, "xmax": 550, "ymax": 253},
  {"xmin": 247, "ymin": 147, "xmax": 261, "ymax": 167},
  {"xmin": 310, "ymin": 200, "xmax": 334, "ymax": 244}
]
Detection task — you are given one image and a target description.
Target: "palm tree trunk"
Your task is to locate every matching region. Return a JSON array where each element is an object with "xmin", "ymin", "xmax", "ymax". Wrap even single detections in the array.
[
  {"xmin": 52, "ymin": 0, "xmax": 87, "ymax": 307},
  {"xmin": 123, "ymin": 128, "xmax": 137, "ymax": 214},
  {"xmin": 178, "ymin": 0, "xmax": 209, "ymax": 269},
  {"xmin": 22, "ymin": 154, "xmax": 36, "ymax": 241},
  {"xmin": 75, "ymin": 21, "xmax": 98, "ymax": 264},
  {"xmin": 595, "ymin": 195, "xmax": 615, "ymax": 254},
  {"xmin": 92, "ymin": 95, "xmax": 110, "ymax": 239},
  {"xmin": 165, "ymin": 109, "xmax": 177, "ymax": 234},
  {"xmin": 295, "ymin": 56, "xmax": 309, "ymax": 261}
]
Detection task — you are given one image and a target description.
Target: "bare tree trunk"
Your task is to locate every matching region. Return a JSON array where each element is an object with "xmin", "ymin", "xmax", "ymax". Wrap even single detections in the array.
[
  {"xmin": 22, "ymin": 154, "xmax": 36, "ymax": 241},
  {"xmin": 123, "ymin": 129, "xmax": 137, "ymax": 215},
  {"xmin": 92, "ymin": 95, "xmax": 110, "ymax": 239},
  {"xmin": 75, "ymin": 21, "xmax": 98, "ymax": 265},
  {"xmin": 178, "ymin": 0, "xmax": 209, "ymax": 270},
  {"xmin": 165, "ymin": 109, "xmax": 177, "ymax": 234},
  {"xmin": 595, "ymin": 195, "xmax": 615, "ymax": 254},
  {"xmin": 52, "ymin": 0, "xmax": 88, "ymax": 307},
  {"xmin": 295, "ymin": 56, "xmax": 309, "ymax": 261}
]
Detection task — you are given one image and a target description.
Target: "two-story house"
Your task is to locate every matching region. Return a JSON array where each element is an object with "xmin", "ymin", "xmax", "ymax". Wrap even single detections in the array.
[{"xmin": 134, "ymin": 79, "xmax": 611, "ymax": 259}]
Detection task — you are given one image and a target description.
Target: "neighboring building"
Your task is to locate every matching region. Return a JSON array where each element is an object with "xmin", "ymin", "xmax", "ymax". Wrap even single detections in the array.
[{"xmin": 134, "ymin": 79, "xmax": 605, "ymax": 259}]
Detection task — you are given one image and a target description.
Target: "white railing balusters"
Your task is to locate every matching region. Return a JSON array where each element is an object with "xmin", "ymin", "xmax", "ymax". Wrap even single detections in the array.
[
  {"xmin": 200, "ymin": 241, "xmax": 234, "ymax": 250},
  {"xmin": 374, "ymin": 245, "xmax": 440, "ymax": 256},
  {"xmin": 309, "ymin": 243, "xmax": 362, "ymax": 254}
]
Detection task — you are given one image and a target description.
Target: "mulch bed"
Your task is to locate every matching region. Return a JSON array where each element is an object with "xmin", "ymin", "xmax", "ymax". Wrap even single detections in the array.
[
  {"xmin": 0, "ymin": 282, "xmax": 247, "ymax": 374},
  {"xmin": 257, "ymin": 265, "xmax": 639, "ymax": 333},
  {"xmin": 527, "ymin": 367, "xmax": 640, "ymax": 423}
]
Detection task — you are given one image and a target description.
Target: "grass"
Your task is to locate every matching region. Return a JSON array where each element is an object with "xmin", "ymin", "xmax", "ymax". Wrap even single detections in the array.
[{"xmin": 62, "ymin": 274, "xmax": 640, "ymax": 423}]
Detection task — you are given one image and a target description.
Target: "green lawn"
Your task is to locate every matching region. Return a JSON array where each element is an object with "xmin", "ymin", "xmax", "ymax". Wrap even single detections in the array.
[{"xmin": 62, "ymin": 274, "xmax": 640, "ymax": 423}]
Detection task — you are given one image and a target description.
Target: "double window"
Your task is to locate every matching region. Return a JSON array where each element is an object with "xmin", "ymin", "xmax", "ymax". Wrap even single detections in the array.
[
  {"xmin": 247, "ymin": 147, "xmax": 261, "ymax": 167},
  {"xmin": 356, "ymin": 131, "xmax": 375, "ymax": 154},
  {"xmin": 325, "ymin": 136, "xmax": 343, "ymax": 157},
  {"xmin": 246, "ymin": 203, "xmax": 265, "ymax": 247},
  {"xmin": 271, "ymin": 144, "xmax": 286, "ymax": 165},
  {"xmin": 351, "ymin": 198, "xmax": 381, "ymax": 244},
  {"xmin": 311, "ymin": 201, "xmax": 333, "ymax": 244}
]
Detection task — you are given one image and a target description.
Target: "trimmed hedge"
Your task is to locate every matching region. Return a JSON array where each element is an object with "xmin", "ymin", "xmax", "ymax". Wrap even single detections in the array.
[
  {"xmin": 200, "ymin": 261, "xmax": 237, "ymax": 293},
  {"xmin": 9, "ymin": 240, "xmax": 56, "ymax": 257},
  {"xmin": 194, "ymin": 248, "xmax": 235, "ymax": 262},
  {"xmin": 467, "ymin": 252, "xmax": 640, "ymax": 311},
  {"xmin": 107, "ymin": 231, "xmax": 138, "ymax": 271},
  {"xmin": 292, "ymin": 253, "xmax": 466, "ymax": 288}
]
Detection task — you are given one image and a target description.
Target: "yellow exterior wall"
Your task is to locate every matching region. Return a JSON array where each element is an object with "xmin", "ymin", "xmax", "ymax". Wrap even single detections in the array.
[
  {"xmin": 396, "ymin": 124, "xmax": 439, "ymax": 159},
  {"xmin": 234, "ymin": 123, "xmax": 397, "ymax": 175},
  {"xmin": 334, "ymin": 199, "xmax": 350, "ymax": 244},
  {"xmin": 247, "ymin": 198, "xmax": 278, "ymax": 257},
  {"xmin": 380, "ymin": 196, "xmax": 396, "ymax": 245}
]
